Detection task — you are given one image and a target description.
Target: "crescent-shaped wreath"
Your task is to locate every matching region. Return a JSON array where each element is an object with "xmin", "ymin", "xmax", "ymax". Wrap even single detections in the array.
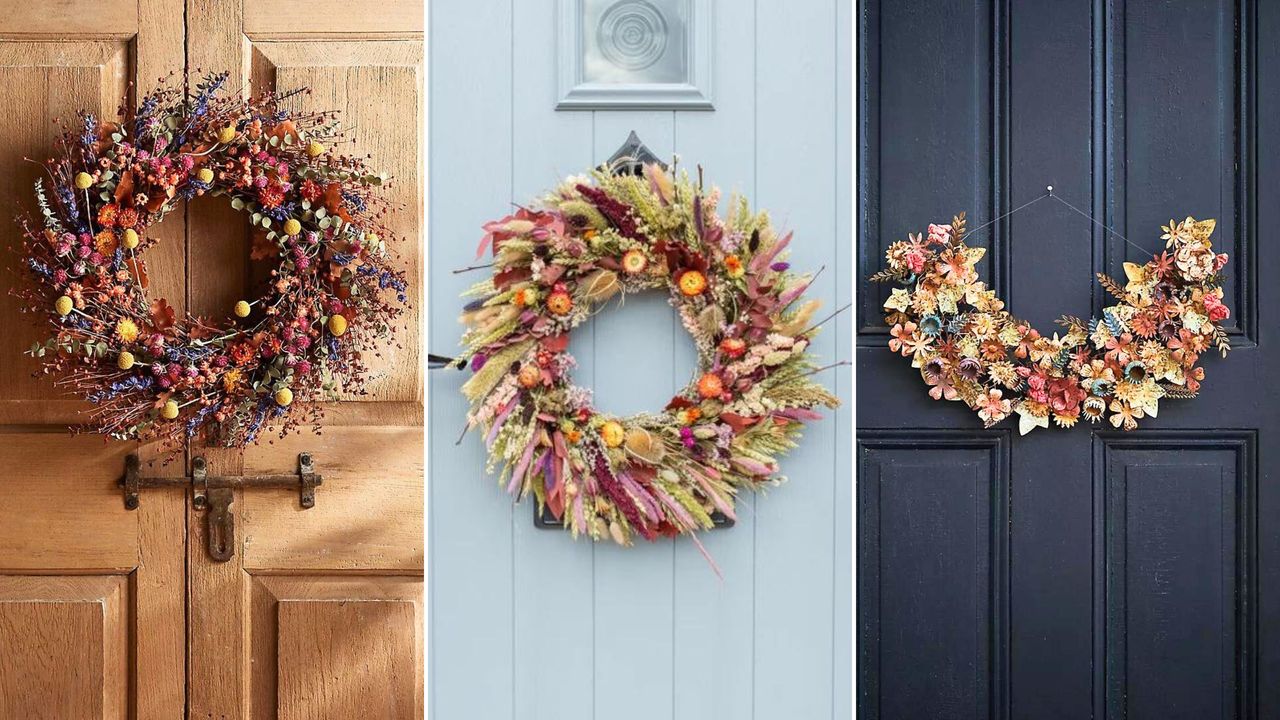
[
  {"xmin": 870, "ymin": 213, "xmax": 1230, "ymax": 433},
  {"xmin": 454, "ymin": 164, "xmax": 839, "ymax": 547},
  {"xmin": 14, "ymin": 73, "xmax": 408, "ymax": 448}
]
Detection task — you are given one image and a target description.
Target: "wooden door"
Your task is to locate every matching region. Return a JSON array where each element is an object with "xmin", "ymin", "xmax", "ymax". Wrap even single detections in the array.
[
  {"xmin": 183, "ymin": 1, "xmax": 423, "ymax": 718},
  {"xmin": 858, "ymin": 1, "xmax": 1278, "ymax": 718},
  {"xmin": 0, "ymin": 1, "xmax": 423, "ymax": 716},
  {"xmin": 0, "ymin": 1, "xmax": 187, "ymax": 716}
]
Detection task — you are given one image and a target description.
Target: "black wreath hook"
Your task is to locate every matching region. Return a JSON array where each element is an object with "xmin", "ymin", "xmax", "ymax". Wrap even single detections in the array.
[{"xmin": 603, "ymin": 130, "xmax": 668, "ymax": 177}]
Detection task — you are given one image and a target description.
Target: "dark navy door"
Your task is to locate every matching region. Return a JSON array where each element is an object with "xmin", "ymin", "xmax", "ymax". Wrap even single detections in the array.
[{"xmin": 857, "ymin": 1, "xmax": 1278, "ymax": 718}]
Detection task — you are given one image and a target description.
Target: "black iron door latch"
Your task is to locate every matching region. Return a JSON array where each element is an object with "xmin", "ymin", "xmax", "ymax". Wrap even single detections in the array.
[{"xmin": 118, "ymin": 453, "xmax": 322, "ymax": 562}]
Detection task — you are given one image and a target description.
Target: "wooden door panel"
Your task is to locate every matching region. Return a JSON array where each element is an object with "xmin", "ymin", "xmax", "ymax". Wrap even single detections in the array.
[
  {"xmin": 0, "ymin": 433, "xmax": 187, "ymax": 713},
  {"xmin": 241, "ymin": 426, "xmax": 423, "ymax": 571},
  {"xmin": 0, "ymin": 42, "xmax": 129, "ymax": 412},
  {"xmin": 243, "ymin": 0, "xmax": 422, "ymax": 37},
  {"xmin": 246, "ymin": 40, "xmax": 423, "ymax": 402},
  {"xmin": 0, "ymin": 2, "xmax": 137, "ymax": 36},
  {"xmin": 0, "ymin": 575, "xmax": 129, "ymax": 720},
  {"xmin": 0, "ymin": 434, "xmax": 138, "ymax": 570},
  {"xmin": 250, "ymin": 576, "xmax": 422, "ymax": 718}
]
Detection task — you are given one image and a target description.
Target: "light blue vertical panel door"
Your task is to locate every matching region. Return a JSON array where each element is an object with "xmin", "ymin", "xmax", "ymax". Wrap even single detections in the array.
[{"xmin": 429, "ymin": 1, "xmax": 852, "ymax": 718}]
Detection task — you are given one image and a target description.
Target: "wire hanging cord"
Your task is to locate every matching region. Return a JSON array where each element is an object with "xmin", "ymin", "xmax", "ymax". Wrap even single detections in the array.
[{"xmin": 966, "ymin": 185, "xmax": 1155, "ymax": 258}]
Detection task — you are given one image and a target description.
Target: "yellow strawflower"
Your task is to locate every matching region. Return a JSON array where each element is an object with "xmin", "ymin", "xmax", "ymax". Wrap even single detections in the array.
[{"xmin": 115, "ymin": 318, "xmax": 140, "ymax": 344}]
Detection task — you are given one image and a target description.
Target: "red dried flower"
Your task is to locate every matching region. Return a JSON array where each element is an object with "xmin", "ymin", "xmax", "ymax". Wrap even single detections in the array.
[
  {"xmin": 258, "ymin": 183, "xmax": 285, "ymax": 209},
  {"xmin": 300, "ymin": 178, "xmax": 322, "ymax": 202},
  {"xmin": 116, "ymin": 207, "xmax": 139, "ymax": 229}
]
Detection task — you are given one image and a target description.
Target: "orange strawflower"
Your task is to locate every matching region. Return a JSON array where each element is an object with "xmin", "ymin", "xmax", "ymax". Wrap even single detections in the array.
[
  {"xmin": 547, "ymin": 290, "xmax": 573, "ymax": 315},
  {"xmin": 676, "ymin": 408, "xmax": 702, "ymax": 425},
  {"xmin": 96, "ymin": 204, "xmax": 119, "ymax": 228},
  {"xmin": 724, "ymin": 255, "xmax": 744, "ymax": 278},
  {"xmin": 677, "ymin": 270, "xmax": 707, "ymax": 296},
  {"xmin": 95, "ymin": 229, "xmax": 118, "ymax": 254},
  {"xmin": 697, "ymin": 372, "xmax": 724, "ymax": 398},
  {"xmin": 512, "ymin": 287, "xmax": 537, "ymax": 307},
  {"xmin": 719, "ymin": 337, "xmax": 746, "ymax": 358}
]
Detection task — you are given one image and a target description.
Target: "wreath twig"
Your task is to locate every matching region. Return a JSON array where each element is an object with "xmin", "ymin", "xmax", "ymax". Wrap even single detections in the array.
[{"xmin": 14, "ymin": 72, "xmax": 409, "ymax": 449}]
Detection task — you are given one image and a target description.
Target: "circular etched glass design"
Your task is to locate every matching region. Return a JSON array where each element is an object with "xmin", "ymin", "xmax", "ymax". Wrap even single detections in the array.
[{"xmin": 596, "ymin": 0, "xmax": 669, "ymax": 71}]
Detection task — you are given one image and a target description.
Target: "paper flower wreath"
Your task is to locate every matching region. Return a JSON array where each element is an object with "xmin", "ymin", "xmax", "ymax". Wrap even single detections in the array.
[
  {"xmin": 454, "ymin": 164, "xmax": 839, "ymax": 548},
  {"xmin": 871, "ymin": 214, "xmax": 1230, "ymax": 434},
  {"xmin": 15, "ymin": 73, "xmax": 408, "ymax": 449}
]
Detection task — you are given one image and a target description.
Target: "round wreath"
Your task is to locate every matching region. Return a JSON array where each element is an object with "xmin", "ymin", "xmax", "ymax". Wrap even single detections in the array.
[
  {"xmin": 15, "ymin": 73, "xmax": 408, "ymax": 448},
  {"xmin": 455, "ymin": 164, "xmax": 839, "ymax": 547},
  {"xmin": 872, "ymin": 213, "xmax": 1230, "ymax": 433}
]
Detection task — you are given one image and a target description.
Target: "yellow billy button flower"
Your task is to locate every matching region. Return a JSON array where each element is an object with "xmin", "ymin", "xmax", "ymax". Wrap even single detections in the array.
[
  {"xmin": 195, "ymin": 167, "xmax": 215, "ymax": 184},
  {"xmin": 217, "ymin": 125, "xmax": 236, "ymax": 144},
  {"xmin": 74, "ymin": 172, "xmax": 93, "ymax": 190},
  {"xmin": 307, "ymin": 141, "xmax": 325, "ymax": 158},
  {"xmin": 122, "ymin": 228, "xmax": 140, "ymax": 249},
  {"xmin": 233, "ymin": 300, "xmax": 251, "ymax": 318},
  {"xmin": 677, "ymin": 270, "xmax": 707, "ymax": 296},
  {"xmin": 54, "ymin": 296, "xmax": 73, "ymax": 317},
  {"xmin": 117, "ymin": 351, "xmax": 135, "ymax": 371},
  {"xmin": 621, "ymin": 249, "xmax": 648, "ymax": 274},
  {"xmin": 274, "ymin": 387, "xmax": 294, "ymax": 407},
  {"xmin": 283, "ymin": 218, "xmax": 302, "ymax": 236},
  {"xmin": 599, "ymin": 420, "xmax": 625, "ymax": 448},
  {"xmin": 546, "ymin": 290, "xmax": 573, "ymax": 316},
  {"xmin": 160, "ymin": 400, "xmax": 179, "ymax": 420},
  {"xmin": 328, "ymin": 314, "xmax": 349, "ymax": 336}
]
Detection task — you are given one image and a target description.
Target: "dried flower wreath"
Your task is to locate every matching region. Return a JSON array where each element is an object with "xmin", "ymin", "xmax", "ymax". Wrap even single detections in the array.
[
  {"xmin": 14, "ymin": 73, "xmax": 408, "ymax": 449},
  {"xmin": 871, "ymin": 214, "xmax": 1230, "ymax": 433},
  {"xmin": 453, "ymin": 163, "xmax": 839, "ymax": 549}
]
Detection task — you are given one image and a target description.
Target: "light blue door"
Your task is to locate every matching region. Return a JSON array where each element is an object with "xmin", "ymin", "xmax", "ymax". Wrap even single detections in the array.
[{"xmin": 429, "ymin": 1, "xmax": 852, "ymax": 718}]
